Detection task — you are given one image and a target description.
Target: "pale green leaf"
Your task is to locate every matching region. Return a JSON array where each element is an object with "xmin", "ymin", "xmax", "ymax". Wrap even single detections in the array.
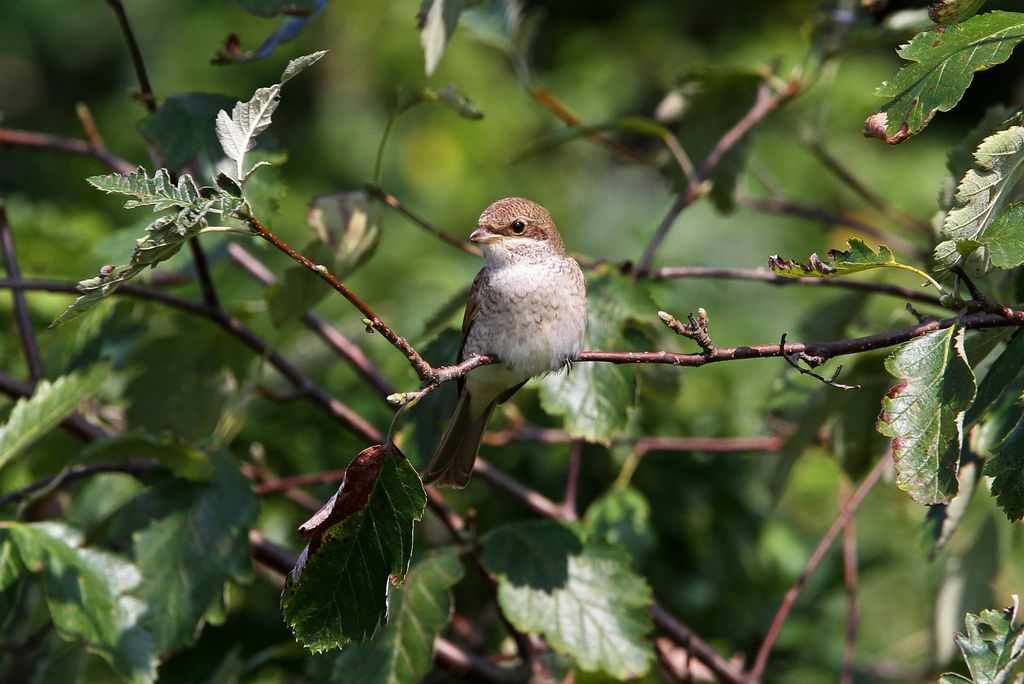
[
  {"xmin": 281, "ymin": 446, "xmax": 427, "ymax": 652},
  {"xmin": 870, "ymin": 11, "xmax": 1024, "ymax": 141},
  {"xmin": 8, "ymin": 522, "xmax": 157, "ymax": 683},
  {"xmin": 79, "ymin": 433, "xmax": 213, "ymax": 481},
  {"xmin": 481, "ymin": 520, "xmax": 654, "ymax": 678},
  {"xmin": 280, "ymin": 50, "xmax": 327, "ymax": 84},
  {"xmin": 978, "ymin": 203, "xmax": 1024, "ymax": 268},
  {"xmin": 937, "ymin": 115, "xmax": 1024, "ymax": 270},
  {"xmin": 306, "ymin": 191, "xmax": 381, "ymax": 276},
  {"xmin": 0, "ymin": 365, "xmax": 108, "ymax": 472},
  {"xmin": 325, "ymin": 549, "xmax": 464, "ymax": 684},
  {"xmin": 87, "ymin": 168, "xmax": 203, "ymax": 212},
  {"xmin": 418, "ymin": 0, "xmax": 468, "ymax": 75},
  {"xmin": 131, "ymin": 453, "xmax": 258, "ymax": 653},
  {"xmin": 878, "ymin": 326, "xmax": 977, "ymax": 504},
  {"xmin": 945, "ymin": 597, "xmax": 1024, "ymax": 684},
  {"xmin": 216, "ymin": 85, "xmax": 282, "ymax": 177}
]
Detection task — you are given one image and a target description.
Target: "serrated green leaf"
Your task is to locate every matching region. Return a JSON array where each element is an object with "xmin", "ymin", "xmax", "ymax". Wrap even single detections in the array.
[
  {"xmin": 7, "ymin": 522, "xmax": 157, "ymax": 683},
  {"xmin": 539, "ymin": 269, "xmax": 654, "ymax": 443},
  {"xmin": 461, "ymin": 0, "xmax": 538, "ymax": 83},
  {"xmin": 878, "ymin": 326, "xmax": 977, "ymax": 504},
  {"xmin": 324, "ymin": 549, "xmax": 464, "ymax": 684},
  {"xmin": 768, "ymin": 238, "xmax": 898, "ymax": 278},
  {"xmin": 481, "ymin": 519, "xmax": 653, "ymax": 678},
  {"xmin": 0, "ymin": 365, "xmax": 108, "ymax": 473},
  {"xmin": 79, "ymin": 433, "xmax": 213, "ymax": 481},
  {"xmin": 978, "ymin": 203, "xmax": 1024, "ymax": 268},
  {"xmin": 870, "ymin": 11, "xmax": 1024, "ymax": 141},
  {"xmin": 583, "ymin": 485, "xmax": 655, "ymax": 561},
  {"xmin": 281, "ymin": 445, "xmax": 426, "ymax": 652},
  {"xmin": 216, "ymin": 51, "xmax": 324, "ymax": 180},
  {"xmin": 937, "ymin": 123, "xmax": 1024, "ymax": 270},
  {"xmin": 131, "ymin": 452, "xmax": 258, "ymax": 653},
  {"xmin": 984, "ymin": 414, "xmax": 1024, "ymax": 522},
  {"xmin": 945, "ymin": 597, "xmax": 1024, "ymax": 684},
  {"xmin": 946, "ymin": 108, "xmax": 1019, "ymax": 188},
  {"xmin": 930, "ymin": 0, "xmax": 989, "ymax": 25},
  {"xmin": 87, "ymin": 168, "xmax": 203, "ymax": 212}
]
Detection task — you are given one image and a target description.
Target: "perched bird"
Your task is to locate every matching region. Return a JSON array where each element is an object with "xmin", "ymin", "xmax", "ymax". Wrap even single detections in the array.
[{"xmin": 423, "ymin": 198, "xmax": 588, "ymax": 487}]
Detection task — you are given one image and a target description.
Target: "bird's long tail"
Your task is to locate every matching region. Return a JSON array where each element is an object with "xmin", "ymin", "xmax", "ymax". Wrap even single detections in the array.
[{"xmin": 422, "ymin": 392, "xmax": 495, "ymax": 488}]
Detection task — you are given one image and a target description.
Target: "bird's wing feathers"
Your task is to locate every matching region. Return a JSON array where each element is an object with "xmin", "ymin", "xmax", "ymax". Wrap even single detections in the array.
[{"xmin": 456, "ymin": 268, "xmax": 487, "ymax": 396}]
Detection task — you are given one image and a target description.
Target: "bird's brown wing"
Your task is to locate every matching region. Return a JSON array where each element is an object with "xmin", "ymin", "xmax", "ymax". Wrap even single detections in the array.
[{"xmin": 455, "ymin": 268, "xmax": 487, "ymax": 396}]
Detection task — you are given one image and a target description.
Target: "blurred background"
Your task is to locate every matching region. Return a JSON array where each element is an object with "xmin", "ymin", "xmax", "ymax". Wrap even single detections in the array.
[{"xmin": 2, "ymin": 0, "xmax": 1023, "ymax": 682}]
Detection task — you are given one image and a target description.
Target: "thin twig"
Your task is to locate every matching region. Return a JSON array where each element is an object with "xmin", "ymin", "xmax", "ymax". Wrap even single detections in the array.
[
  {"xmin": 736, "ymin": 194, "xmax": 922, "ymax": 257},
  {"xmin": 226, "ymin": 243, "xmax": 397, "ymax": 399},
  {"xmin": 779, "ymin": 332, "xmax": 860, "ymax": 391},
  {"xmin": 0, "ymin": 198, "xmax": 45, "ymax": 382},
  {"xmin": 840, "ymin": 479, "xmax": 859, "ymax": 684},
  {"xmin": 747, "ymin": 451, "xmax": 890, "ymax": 680},
  {"xmin": 807, "ymin": 138, "xmax": 930, "ymax": 236},
  {"xmin": 636, "ymin": 78, "xmax": 802, "ymax": 274},
  {"xmin": 0, "ymin": 128, "xmax": 135, "ymax": 174},
  {"xmin": 651, "ymin": 265, "xmax": 944, "ymax": 306},
  {"xmin": 367, "ymin": 185, "xmax": 481, "ymax": 258},
  {"xmin": 528, "ymin": 84, "xmax": 648, "ymax": 165},
  {"xmin": 561, "ymin": 440, "xmax": 584, "ymax": 520},
  {"xmin": 0, "ymin": 279, "xmax": 381, "ymax": 443},
  {"xmin": 104, "ymin": 0, "xmax": 156, "ymax": 112},
  {"xmin": 246, "ymin": 214, "xmax": 436, "ymax": 382},
  {"xmin": 0, "ymin": 462, "xmax": 155, "ymax": 508}
]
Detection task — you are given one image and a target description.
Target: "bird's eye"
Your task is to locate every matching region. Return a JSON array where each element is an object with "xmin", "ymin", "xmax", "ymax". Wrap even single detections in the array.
[{"xmin": 510, "ymin": 220, "xmax": 526, "ymax": 234}]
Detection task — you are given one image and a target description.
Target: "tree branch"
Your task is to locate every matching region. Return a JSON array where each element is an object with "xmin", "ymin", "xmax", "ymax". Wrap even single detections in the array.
[
  {"xmin": 747, "ymin": 452, "xmax": 889, "ymax": 680},
  {"xmin": 649, "ymin": 265, "xmax": 943, "ymax": 306},
  {"xmin": 0, "ymin": 462, "xmax": 155, "ymax": 508},
  {"xmin": 104, "ymin": 0, "xmax": 156, "ymax": 112},
  {"xmin": 636, "ymin": 77, "xmax": 802, "ymax": 274},
  {"xmin": 0, "ymin": 128, "xmax": 135, "ymax": 174},
  {"xmin": 245, "ymin": 214, "xmax": 436, "ymax": 382},
  {"xmin": 0, "ymin": 197, "xmax": 45, "ymax": 382},
  {"xmin": 367, "ymin": 185, "xmax": 481, "ymax": 258},
  {"xmin": 226, "ymin": 243, "xmax": 397, "ymax": 400}
]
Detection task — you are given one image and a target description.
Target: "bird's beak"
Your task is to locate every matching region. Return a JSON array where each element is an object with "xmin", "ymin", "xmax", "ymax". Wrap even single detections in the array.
[{"xmin": 469, "ymin": 226, "xmax": 500, "ymax": 244}]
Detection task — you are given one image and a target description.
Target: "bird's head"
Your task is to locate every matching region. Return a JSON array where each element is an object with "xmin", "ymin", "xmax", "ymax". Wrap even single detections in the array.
[{"xmin": 470, "ymin": 197, "xmax": 566, "ymax": 265}]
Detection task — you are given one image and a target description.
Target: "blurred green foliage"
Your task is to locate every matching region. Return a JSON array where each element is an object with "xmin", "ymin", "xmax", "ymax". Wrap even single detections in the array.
[{"xmin": 2, "ymin": 1, "xmax": 1024, "ymax": 683}]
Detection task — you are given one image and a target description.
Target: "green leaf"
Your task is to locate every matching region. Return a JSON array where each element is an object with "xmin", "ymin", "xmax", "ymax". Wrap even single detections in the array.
[
  {"xmin": 869, "ymin": 11, "xmax": 1024, "ymax": 142},
  {"xmin": 925, "ymin": 451, "xmax": 983, "ymax": 557},
  {"xmin": 131, "ymin": 452, "xmax": 258, "ymax": 653},
  {"xmin": 397, "ymin": 84, "xmax": 484, "ymax": 120},
  {"xmin": 7, "ymin": 522, "xmax": 157, "ymax": 683},
  {"xmin": 768, "ymin": 239, "xmax": 940, "ymax": 292},
  {"xmin": 324, "ymin": 549, "xmax": 464, "ymax": 684},
  {"xmin": 461, "ymin": 0, "xmax": 539, "ymax": 83},
  {"xmin": 539, "ymin": 268, "xmax": 655, "ymax": 443},
  {"xmin": 583, "ymin": 485, "xmax": 656, "ymax": 561},
  {"xmin": 0, "ymin": 364, "xmax": 108, "ymax": 473},
  {"xmin": 306, "ymin": 191, "xmax": 382, "ymax": 276},
  {"xmin": 930, "ymin": 0, "xmax": 989, "ymax": 25},
  {"xmin": 216, "ymin": 50, "xmax": 325, "ymax": 180},
  {"xmin": 967, "ymin": 331, "xmax": 1024, "ymax": 425},
  {"xmin": 417, "ymin": 0, "xmax": 472, "ymax": 76},
  {"xmin": 984, "ymin": 414, "xmax": 1024, "ymax": 522},
  {"xmin": 481, "ymin": 520, "xmax": 653, "ymax": 678},
  {"xmin": 281, "ymin": 445, "xmax": 427, "ymax": 652},
  {"xmin": 977, "ymin": 203, "xmax": 1024, "ymax": 268},
  {"xmin": 265, "ymin": 243, "xmax": 334, "ymax": 328},
  {"xmin": 877, "ymin": 326, "xmax": 977, "ymax": 504},
  {"xmin": 87, "ymin": 168, "xmax": 203, "ymax": 212},
  {"xmin": 139, "ymin": 94, "xmax": 237, "ymax": 173},
  {"xmin": 79, "ymin": 433, "xmax": 214, "ymax": 481},
  {"xmin": 945, "ymin": 597, "xmax": 1024, "ymax": 684},
  {"xmin": 937, "ymin": 122, "xmax": 1024, "ymax": 270}
]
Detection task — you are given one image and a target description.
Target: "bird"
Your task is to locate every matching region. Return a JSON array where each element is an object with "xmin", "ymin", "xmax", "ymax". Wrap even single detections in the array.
[{"xmin": 422, "ymin": 198, "xmax": 588, "ymax": 488}]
